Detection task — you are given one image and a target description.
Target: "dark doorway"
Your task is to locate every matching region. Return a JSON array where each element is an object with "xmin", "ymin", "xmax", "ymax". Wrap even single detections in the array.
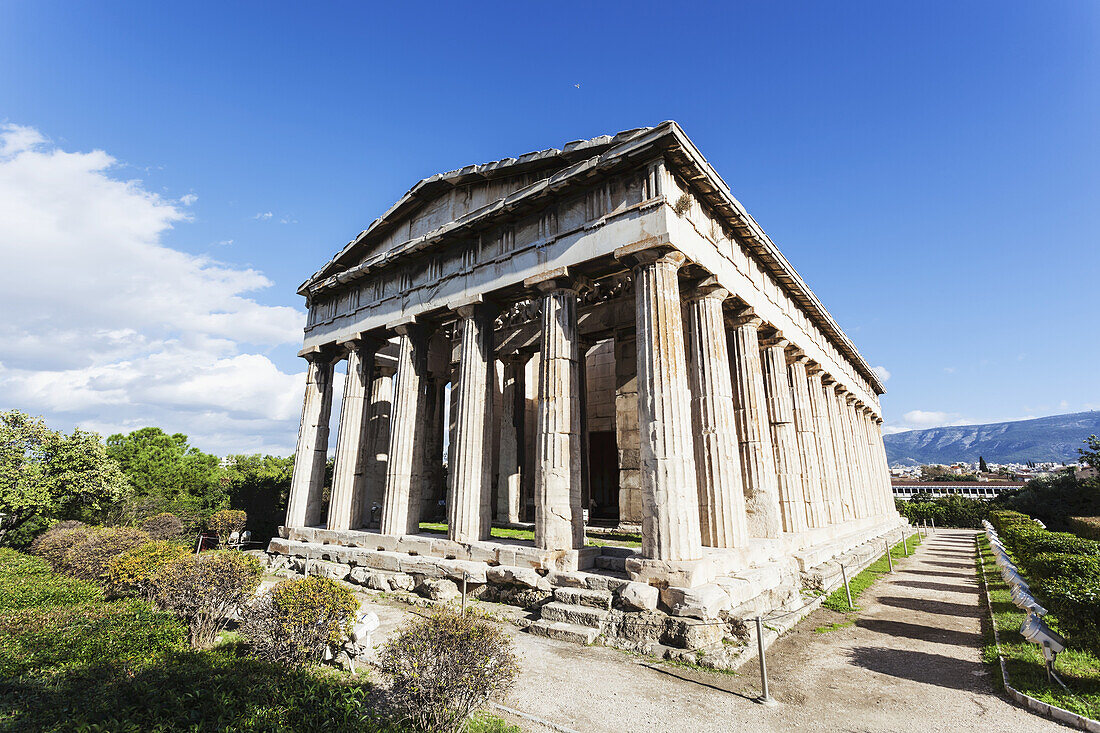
[{"xmin": 588, "ymin": 431, "xmax": 620, "ymax": 522}]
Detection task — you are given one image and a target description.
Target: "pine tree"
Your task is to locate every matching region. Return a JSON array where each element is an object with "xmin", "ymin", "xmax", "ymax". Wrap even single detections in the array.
[{"xmin": 979, "ymin": 455, "xmax": 989, "ymax": 473}]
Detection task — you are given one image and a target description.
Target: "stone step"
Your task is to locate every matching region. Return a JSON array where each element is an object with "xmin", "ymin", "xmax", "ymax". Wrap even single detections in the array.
[
  {"xmin": 528, "ymin": 619, "xmax": 600, "ymax": 645},
  {"xmin": 599, "ymin": 546, "xmax": 640, "ymax": 559},
  {"xmin": 554, "ymin": 586, "xmax": 612, "ymax": 609},
  {"xmin": 595, "ymin": 555, "xmax": 627, "ymax": 572},
  {"xmin": 540, "ymin": 601, "xmax": 610, "ymax": 628}
]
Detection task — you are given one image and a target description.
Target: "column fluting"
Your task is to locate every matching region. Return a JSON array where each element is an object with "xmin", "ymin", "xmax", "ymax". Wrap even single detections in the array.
[
  {"xmin": 728, "ymin": 312, "xmax": 782, "ymax": 538},
  {"xmin": 497, "ymin": 353, "xmax": 528, "ymax": 525},
  {"xmin": 762, "ymin": 336, "xmax": 806, "ymax": 533},
  {"xmin": 380, "ymin": 324, "xmax": 430, "ymax": 536},
  {"xmin": 686, "ymin": 282, "xmax": 748, "ymax": 548},
  {"xmin": 788, "ymin": 354, "xmax": 826, "ymax": 528},
  {"xmin": 328, "ymin": 340, "xmax": 379, "ymax": 531},
  {"xmin": 806, "ymin": 368, "xmax": 842, "ymax": 524},
  {"xmin": 361, "ymin": 364, "xmax": 394, "ymax": 527},
  {"xmin": 631, "ymin": 249, "xmax": 702, "ymax": 561},
  {"xmin": 533, "ymin": 280, "xmax": 584, "ymax": 550},
  {"xmin": 448, "ymin": 303, "xmax": 496, "ymax": 543},
  {"xmin": 286, "ymin": 354, "xmax": 335, "ymax": 528}
]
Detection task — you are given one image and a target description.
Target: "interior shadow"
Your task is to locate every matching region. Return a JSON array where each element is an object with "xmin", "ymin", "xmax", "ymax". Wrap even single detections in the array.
[
  {"xmin": 847, "ymin": 646, "xmax": 989, "ymax": 692},
  {"xmin": 855, "ymin": 618, "xmax": 983, "ymax": 647},
  {"xmin": 877, "ymin": 595, "xmax": 979, "ymax": 618}
]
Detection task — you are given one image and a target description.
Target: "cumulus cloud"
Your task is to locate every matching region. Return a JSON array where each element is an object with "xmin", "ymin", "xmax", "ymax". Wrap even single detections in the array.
[
  {"xmin": 871, "ymin": 365, "xmax": 890, "ymax": 382},
  {"xmin": 0, "ymin": 123, "xmax": 307, "ymax": 454}
]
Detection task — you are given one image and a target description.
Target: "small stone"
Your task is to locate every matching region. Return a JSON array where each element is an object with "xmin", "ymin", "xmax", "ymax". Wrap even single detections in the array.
[
  {"xmin": 307, "ymin": 560, "xmax": 351, "ymax": 581},
  {"xmin": 389, "ymin": 573, "xmax": 415, "ymax": 591},
  {"xmin": 366, "ymin": 573, "xmax": 392, "ymax": 591},
  {"xmin": 620, "ymin": 581, "xmax": 659, "ymax": 611},
  {"xmin": 349, "ymin": 567, "xmax": 371, "ymax": 585},
  {"xmin": 486, "ymin": 565, "xmax": 541, "ymax": 588}
]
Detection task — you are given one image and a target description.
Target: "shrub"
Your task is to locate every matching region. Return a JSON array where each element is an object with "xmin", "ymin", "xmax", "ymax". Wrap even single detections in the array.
[
  {"xmin": 0, "ymin": 547, "xmax": 102, "ymax": 611},
  {"xmin": 57, "ymin": 527, "xmax": 151, "ymax": 582},
  {"xmin": 29, "ymin": 523, "xmax": 93, "ymax": 570},
  {"xmin": 151, "ymin": 550, "xmax": 262, "ymax": 648},
  {"xmin": 208, "ymin": 509, "xmax": 247, "ymax": 542},
  {"xmin": 1069, "ymin": 516, "xmax": 1100, "ymax": 541},
  {"xmin": 378, "ymin": 607, "xmax": 519, "ymax": 733},
  {"xmin": 896, "ymin": 495, "xmax": 990, "ymax": 528},
  {"xmin": 241, "ymin": 576, "xmax": 358, "ymax": 667},
  {"xmin": 107, "ymin": 541, "xmax": 191, "ymax": 600},
  {"xmin": 1027, "ymin": 552, "xmax": 1100, "ymax": 583},
  {"xmin": 141, "ymin": 512, "xmax": 184, "ymax": 540}
]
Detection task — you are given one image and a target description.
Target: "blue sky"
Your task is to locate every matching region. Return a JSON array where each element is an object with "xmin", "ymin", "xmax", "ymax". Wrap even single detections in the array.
[{"xmin": 1, "ymin": 1, "xmax": 1097, "ymax": 454}]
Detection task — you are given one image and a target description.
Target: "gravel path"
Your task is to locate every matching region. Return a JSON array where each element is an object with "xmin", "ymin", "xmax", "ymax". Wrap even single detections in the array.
[{"xmin": 489, "ymin": 528, "xmax": 1071, "ymax": 732}]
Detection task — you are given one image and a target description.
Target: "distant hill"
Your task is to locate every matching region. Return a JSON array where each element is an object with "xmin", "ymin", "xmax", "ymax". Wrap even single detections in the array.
[{"xmin": 883, "ymin": 411, "xmax": 1100, "ymax": 466}]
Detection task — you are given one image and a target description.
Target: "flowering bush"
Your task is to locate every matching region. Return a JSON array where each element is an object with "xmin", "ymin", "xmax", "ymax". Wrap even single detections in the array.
[
  {"xmin": 107, "ymin": 541, "xmax": 191, "ymax": 600},
  {"xmin": 207, "ymin": 509, "xmax": 247, "ymax": 543},
  {"xmin": 151, "ymin": 550, "xmax": 262, "ymax": 648}
]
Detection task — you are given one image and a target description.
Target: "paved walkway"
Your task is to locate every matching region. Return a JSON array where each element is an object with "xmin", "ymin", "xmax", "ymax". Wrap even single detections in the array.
[{"xmin": 490, "ymin": 528, "xmax": 1071, "ymax": 732}]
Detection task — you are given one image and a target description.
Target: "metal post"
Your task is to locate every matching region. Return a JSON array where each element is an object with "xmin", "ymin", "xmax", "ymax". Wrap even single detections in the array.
[
  {"xmin": 841, "ymin": 563, "xmax": 853, "ymax": 610},
  {"xmin": 755, "ymin": 616, "xmax": 776, "ymax": 706},
  {"xmin": 930, "ymin": 517, "xmax": 935, "ymax": 533},
  {"xmin": 194, "ymin": 533, "xmax": 203, "ymax": 555},
  {"xmin": 902, "ymin": 531, "xmax": 909, "ymax": 556},
  {"xmin": 885, "ymin": 540, "xmax": 894, "ymax": 572},
  {"xmin": 461, "ymin": 571, "xmax": 468, "ymax": 614}
]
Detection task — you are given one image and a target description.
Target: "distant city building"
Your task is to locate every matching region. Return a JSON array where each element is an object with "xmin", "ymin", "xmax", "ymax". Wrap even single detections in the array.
[{"xmin": 891, "ymin": 480, "xmax": 1023, "ymax": 500}]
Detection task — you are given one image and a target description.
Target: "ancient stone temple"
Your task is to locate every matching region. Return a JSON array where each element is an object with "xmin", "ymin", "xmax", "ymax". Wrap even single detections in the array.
[{"xmin": 269, "ymin": 122, "xmax": 902, "ymax": 655}]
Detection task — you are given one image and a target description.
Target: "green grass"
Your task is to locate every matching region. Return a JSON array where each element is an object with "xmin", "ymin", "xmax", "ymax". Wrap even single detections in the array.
[
  {"xmin": 0, "ymin": 548, "xmax": 514, "ymax": 732},
  {"xmin": 976, "ymin": 535, "xmax": 1100, "ymax": 720},
  {"xmin": 418, "ymin": 522, "xmax": 643, "ymax": 548},
  {"xmin": 813, "ymin": 620, "xmax": 855, "ymax": 634},
  {"xmin": 821, "ymin": 532, "xmax": 921, "ymax": 613}
]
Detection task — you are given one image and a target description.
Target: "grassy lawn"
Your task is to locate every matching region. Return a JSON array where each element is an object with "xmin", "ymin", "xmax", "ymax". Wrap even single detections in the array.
[
  {"xmin": 820, "ymin": 531, "xmax": 922, "ymax": 613},
  {"xmin": 0, "ymin": 548, "xmax": 517, "ymax": 733},
  {"xmin": 976, "ymin": 535, "xmax": 1100, "ymax": 720},
  {"xmin": 418, "ymin": 521, "xmax": 643, "ymax": 548}
]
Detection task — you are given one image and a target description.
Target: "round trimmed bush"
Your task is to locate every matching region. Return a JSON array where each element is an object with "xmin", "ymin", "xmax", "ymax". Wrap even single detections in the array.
[
  {"xmin": 29, "ymin": 523, "xmax": 93, "ymax": 570},
  {"xmin": 58, "ymin": 528, "xmax": 151, "ymax": 583},
  {"xmin": 107, "ymin": 541, "xmax": 191, "ymax": 599},
  {"xmin": 240, "ymin": 575, "xmax": 358, "ymax": 667},
  {"xmin": 140, "ymin": 513, "xmax": 184, "ymax": 541}
]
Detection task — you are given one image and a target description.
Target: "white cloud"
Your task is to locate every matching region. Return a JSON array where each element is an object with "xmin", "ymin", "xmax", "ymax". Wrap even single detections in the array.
[
  {"xmin": 179, "ymin": 193, "xmax": 198, "ymax": 205},
  {"xmin": 0, "ymin": 123, "xmax": 306, "ymax": 455},
  {"xmin": 871, "ymin": 365, "xmax": 890, "ymax": 382},
  {"xmin": 884, "ymin": 409, "xmax": 973, "ymax": 434},
  {"xmin": 253, "ymin": 211, "xmax": 273, "ymax": 220},
  {"xmin": 213, "ymin": 239, "xmax": 234, "ymax": 246},
  {"xmin": 943, "ymin": 366, "xmax": 956, "ymax": 374}
]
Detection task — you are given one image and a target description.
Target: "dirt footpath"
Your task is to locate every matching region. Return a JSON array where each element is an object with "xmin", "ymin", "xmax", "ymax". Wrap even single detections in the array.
[{"xmin": 486, "ymin": 529, "xmax": 1071, "ymax": 732}]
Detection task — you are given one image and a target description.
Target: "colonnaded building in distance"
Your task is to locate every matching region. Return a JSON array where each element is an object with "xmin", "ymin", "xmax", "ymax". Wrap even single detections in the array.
[{"xmin": 267, "ymin": 122, "xmax": 903, "ymax": 660}]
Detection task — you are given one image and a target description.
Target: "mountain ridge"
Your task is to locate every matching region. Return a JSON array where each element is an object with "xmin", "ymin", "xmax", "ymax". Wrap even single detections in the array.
[{"xmin": 883, "ymin": 411, "xmax": 1100, "ymax": 466}]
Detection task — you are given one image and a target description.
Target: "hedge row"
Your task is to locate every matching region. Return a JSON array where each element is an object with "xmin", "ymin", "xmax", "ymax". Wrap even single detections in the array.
[{"xmin": 989, "ymin": 510, "xmax": 1100, "ymax": 653}]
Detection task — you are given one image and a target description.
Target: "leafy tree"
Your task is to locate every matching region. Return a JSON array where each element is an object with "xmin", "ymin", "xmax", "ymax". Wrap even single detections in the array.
[
  {"xmin": 1080, "ymin": 435, "xmax": 1100, "ymax": 474},
  {"xmin": 223, "ymin": 454, "xmax": 294, "ymax": 542},
  {"xmin": 0, "ymin": 411, "xmax": 130, "ymax": 546},
  {"xmin": 106, "ymin": 428, "xmax": 226, "ymax": 526}
]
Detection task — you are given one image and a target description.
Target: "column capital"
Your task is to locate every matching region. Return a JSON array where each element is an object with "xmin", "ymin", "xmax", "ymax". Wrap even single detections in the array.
[
  {"xmin": 523, "ymin": 266, "xmax": 591, "ymax": 294},
  {"xmin": 336, "ymin": 332, "xmax": 388, "ymax": 355},
  {"xmin": 375, "ymin": 364, "xmax": 397, "ymax": 378},
  {"xmin": 759, "ymin": 333, "xmax": 789, "ymax": 350},
  {"xmin": 297, "ymin": 344, "xmax": 339, "ymax": 363},
  {"xmin": 684, "ymin": 275, "xmax": 729, "ymax": 303},
  {"xmin": 730, "ymin": 308, "xmax": 763, "ymax": 330},
  {"xmin": 614, "ymin": 241, "xmax": 687, "ymax": 270}
]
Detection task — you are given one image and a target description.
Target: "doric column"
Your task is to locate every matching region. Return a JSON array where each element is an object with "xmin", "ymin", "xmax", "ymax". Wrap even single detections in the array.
[
  {"xmin": 629, "ymin": 248, "xmax": 702, "ymax": 561},
  {"xmin": 761, "ymin": 335, "xmax": 806, "ymax": 533},
  {"xmin": 806, "ymin": 368, "xmax": 842, "ymax": 524},
  {"xmin": 873, "ymin": 417, "xmax": 896, "ymax": 515},
  {"xmin": 828, "ymin": 383, "xmax": 861, "ymax": 519},
  {"xmin": 857, "ymin": 405, "xmax": 881, "ymax": 516},
  {"xmin": 361, "ymin": 364, "xmax": 394, "ymax": 527},
  {"xmin": 380, "ymin": 324, "xmax": 430, "ymax": 536},
  {"xmin": 529, "ymin": 274, "xmax": 585, "ymax": 550},
  {"xmin": 862, "ymin": 408, "xmax": 887, "ymax": 515},
  {"xmin": 824, "ymin": 380, "xmax": 856, "ymax": 520},
  {"xmin": 496, "ymin": 353, "xmax": 528, "ymax": 524},
  {"xmin": 285, "ymin": 352, "xmax": 335, "ymax": 528},
  {"xmin": 728, "ymin": 312, "xmax": 782, "ymax": 538},
  {"xmin": 686, "ymin": 280, "xmax": 748, "ymax": 548},
  {"xmin": 328, "ymin": 339, "xmax": 380, "ymax": 531},
  {"xmin": 448, "ymin": 303, "xmax": 496, "ymax": 543},
  {"xmin": 842, "ymin": 393, "xmax": 871, "ymax": 518},
  {"xmin": 788, "ymin": 354, "xmax": 826, "ymax": 529}
]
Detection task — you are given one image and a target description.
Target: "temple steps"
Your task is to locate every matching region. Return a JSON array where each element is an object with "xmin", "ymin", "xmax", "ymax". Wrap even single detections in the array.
[
  {"xmin": 528, "ymin": 619, "xmax": 601, "ymax": 645},
  {"xmin": 540, "ymin": 601, "xmax": 610, "ymax": 627},
  {"xmin": 554, "ymin": 586, "xmax": 612, "ymax": 609},
  {"xmin": 595, "ymin": 555, "xmax": 627, "ymax": 572}
]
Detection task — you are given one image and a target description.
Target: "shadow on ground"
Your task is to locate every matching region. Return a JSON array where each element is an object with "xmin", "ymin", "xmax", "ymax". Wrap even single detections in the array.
[
  {"xmin": 877, "ymin": 595, "xmax": 980, "ymax": 618},
  {"xmin": 855, "ymin": 618, "xmax": 983, "ymax": 647},
  {"xmin": 848, "ymin": 646, "xmax": 988, "ymax": 692}
]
